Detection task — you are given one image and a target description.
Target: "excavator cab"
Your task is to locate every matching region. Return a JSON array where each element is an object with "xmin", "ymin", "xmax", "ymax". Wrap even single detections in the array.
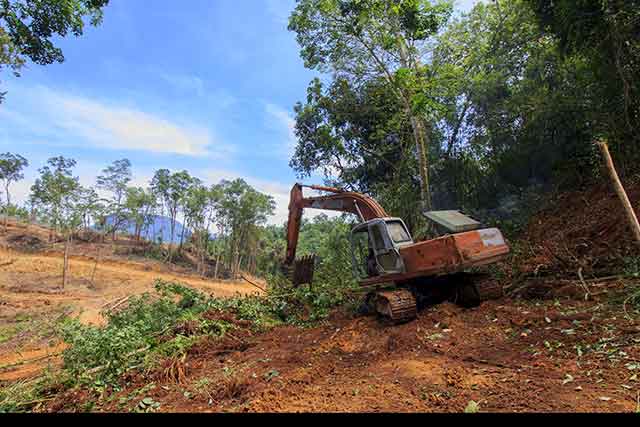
[{"xmin": 350, "ymin": 218, "xmax": 413, "ymax": 280}]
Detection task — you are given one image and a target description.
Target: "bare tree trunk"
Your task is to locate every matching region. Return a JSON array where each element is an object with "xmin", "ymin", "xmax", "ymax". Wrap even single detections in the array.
[
  {"xmin": 62, "ymin": 234, "xmax": 71, "ymax": 290},
  {"xmin": 236, "ymin": 254, "xmax": 244, "ymax": 278},
  {"xmin": 597, "ymin": 140, "xmax": 640, "ymax": 244},
  {"xmin": 410, "ymin": 117, "xmax": 432, "ymax": 212},
  {"xmin": 396, "ymin": 38, "xmax": 432, "ymax": 212},
  {"xmin": 214, "ymin": 249, "xmax": 221, "ymax": 280},
  {"xmin": 90, "ymin": 245, "xmax": 102, "ymax": 287},
  {"xmin": 200, "ymin": 235, "xmax": 207, "ymax": 277}
]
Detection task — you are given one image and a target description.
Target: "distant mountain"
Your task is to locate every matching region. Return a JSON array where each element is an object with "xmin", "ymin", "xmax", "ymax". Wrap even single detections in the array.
[{"xmin": 104, "ymin": 215, "xmax": 191, "ymax": 244}]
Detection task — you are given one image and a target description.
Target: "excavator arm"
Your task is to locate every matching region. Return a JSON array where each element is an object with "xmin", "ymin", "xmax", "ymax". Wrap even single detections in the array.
[{"xmin": 283, "ymin": 183, "xmax": 388, "ymax": 284}]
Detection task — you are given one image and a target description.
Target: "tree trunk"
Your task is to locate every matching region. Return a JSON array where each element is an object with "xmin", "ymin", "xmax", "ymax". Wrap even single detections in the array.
[
  {"xmin": 62, "ymin": 234, "xmax": 71, "ymax": 290},
  {"xmin": 236, "ymin": 254, "xmax": 244, "ymax": 278},
  {"xmin": 179, "ymin": 222, "xmax": 186, "ymax": 248},
  {"xmin": 90, "ymin": 245, "xmax": 101, "ymax": 287},
  {"xmin": 397, "ymin": 37, "xmax": 432, "ymax": 212},
  {"xmin": 410, "ymin": 117, "xmax": 432, "ymax": 212},
  {"xmin": 214, "ymin": 249, "xmax": 221, "ymax": 280},
  {"xmin": 597, "ymin": 140, "xmax": 640, "ymax": 244}
]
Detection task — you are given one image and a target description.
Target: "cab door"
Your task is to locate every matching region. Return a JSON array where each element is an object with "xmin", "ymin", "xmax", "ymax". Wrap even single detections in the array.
[{"xmin": 368, "ymin": 221, "xmax": 404, "ymax": 274}]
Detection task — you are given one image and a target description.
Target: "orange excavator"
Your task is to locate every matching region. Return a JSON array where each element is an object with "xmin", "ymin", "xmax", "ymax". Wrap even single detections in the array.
[{"xmin": 282, "ymin": 184, "xmax": 510, "ymax": 323}]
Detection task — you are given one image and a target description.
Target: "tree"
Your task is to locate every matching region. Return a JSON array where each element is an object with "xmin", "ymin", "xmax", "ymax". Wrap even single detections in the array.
[
  {"xmin": 427, "ymin": 0, "xmax": 598, "ymax": 214},
  {"xmin": 150, "ymin": 169, "xmax": 193, "ymax": 260},
  {"xmin": 30, "ymin": 156, "xmax": 80, "ymax": 236},
  {"xmin": 526, "ymin": 0, "xmax": 640, "ymax": 168},
  {"xmin": 213, "ymin": 179, "xmax": 275, "ymax": 279},
  {"xmin": 0, "ymin": 152, "xmax": 28, "ymax": 207},
  {"xmin": 289, "ymin": 0, "xmax": 454, "ymax": 210},
  {"xmin": 183, "ymin": 181, "xmax": 219, "ymax": 276},
  {"xmin": 124, "ymin": 186, "xmax": 156, "ymax": 242},
  {"xmin": 0, "ymin": 0, "xmax": 110, "ymax": 101},
  {"xmin": 96, "ymin": 159, "xmax": 132, "ymax": 239},
  {"xmin": 30, "ymin": 156, "xmax": 83, "ymax": 288},
  {"xmin": 291, "ymin": 76, "xmax": 426, "ymax": 232},
  {"xmin": 75, "ymin": 186, "xmax": 103, "ymax": 233}
]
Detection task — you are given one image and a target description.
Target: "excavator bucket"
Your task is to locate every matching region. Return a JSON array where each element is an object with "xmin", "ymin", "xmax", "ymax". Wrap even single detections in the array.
[{"xmin": 282, "ymin": 255, "xmax": 315, "ymax": 287}]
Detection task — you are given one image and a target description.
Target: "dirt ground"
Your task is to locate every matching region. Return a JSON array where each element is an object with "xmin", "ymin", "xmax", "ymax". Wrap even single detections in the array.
[
  {"xmin": 3, "ymin": 180, "xmax": 640, "ymax": 413},
  {"xmin": 44, "ymin": 290, "xmax": 640, "ymax": 413},
  {"xmin": 0, "ymin": 221, "xmax": 262, "ymax": 383}
]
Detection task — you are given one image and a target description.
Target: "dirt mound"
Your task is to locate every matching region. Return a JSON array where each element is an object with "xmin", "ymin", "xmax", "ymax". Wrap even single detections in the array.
[
  {"xmin": 502, "ymin": 178, "xmax": 640, "ymax": 298},
  {"xmin": 6, "ymin": 234, "xmax": 45, "ymax": 252}
]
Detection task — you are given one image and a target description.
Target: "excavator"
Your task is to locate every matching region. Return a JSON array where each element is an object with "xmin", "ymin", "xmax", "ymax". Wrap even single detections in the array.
[{"xmin": 282, "ymin": 184, "xmax": 510, "ymax": 323}]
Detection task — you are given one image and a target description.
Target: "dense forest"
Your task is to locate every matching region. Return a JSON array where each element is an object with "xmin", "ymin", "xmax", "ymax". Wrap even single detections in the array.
[{"xmin": 288, "ymin": 0, "xmax": 639, "ymax": 232}]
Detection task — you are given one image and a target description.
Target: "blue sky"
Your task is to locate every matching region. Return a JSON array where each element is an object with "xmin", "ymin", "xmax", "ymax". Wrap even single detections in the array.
[{"xmin": 0, "ymin": 0, "xmax": 479, "ymax": 225}]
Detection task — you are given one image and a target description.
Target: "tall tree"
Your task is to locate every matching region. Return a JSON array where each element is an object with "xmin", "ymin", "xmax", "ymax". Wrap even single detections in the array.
[
  {"xmin": 30, "ymin": 156, "xmax": 83, "ymax": 288},
  {"xmin": 96, "ymin": 159, "xmax": 132, "ymax": 239},
  {"xmin": 289, "ymin": 0, "xmax": 453, "ymax": 210},
  {"xmin": 0, "ymin": 151, "xmax": 27, "ymax": 207},
  {"xmin": 0, "ymin": 0, "xmax": 110, "ymax": 101},
  {"xmin": 124, "ymin": 186, "xmax": 156, "ymax": 241},
  {"xmin": 30, "ymin": 156, "xmax": 80, "ymax": 236},
  {"xmin": 150, "ymin": 169, "xmax": 193, "ymax": 260}
]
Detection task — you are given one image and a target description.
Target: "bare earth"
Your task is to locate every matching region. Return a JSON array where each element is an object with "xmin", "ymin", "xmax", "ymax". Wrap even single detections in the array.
[{"xmin": 0, "ymin": 222, "xmax": 260, "ymax": 382}]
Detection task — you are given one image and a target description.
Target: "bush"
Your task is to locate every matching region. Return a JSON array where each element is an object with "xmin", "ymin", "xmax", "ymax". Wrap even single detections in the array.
[{"xmin": 58, "ymin": 280, "xmax": 237, "ymax": 385}]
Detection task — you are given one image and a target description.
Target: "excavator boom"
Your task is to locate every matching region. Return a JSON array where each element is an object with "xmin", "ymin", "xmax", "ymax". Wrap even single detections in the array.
[{"xmin": 284, "ymin": 183, "xmax": 388, "ymax": 266}]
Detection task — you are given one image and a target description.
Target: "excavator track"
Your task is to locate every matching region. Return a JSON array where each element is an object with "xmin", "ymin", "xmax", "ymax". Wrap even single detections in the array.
[{"xmin": 375, "ymin": 289, "xmax": 417, "ymax": 324}]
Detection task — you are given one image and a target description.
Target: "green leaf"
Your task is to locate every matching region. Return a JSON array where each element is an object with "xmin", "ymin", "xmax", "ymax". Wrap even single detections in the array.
[{"xmin": 464, "ymin": 400, "xmax": 479, "ymax": 413}]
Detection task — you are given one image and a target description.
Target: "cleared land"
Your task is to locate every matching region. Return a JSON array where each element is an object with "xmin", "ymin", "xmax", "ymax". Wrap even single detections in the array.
[{"xmin": 0, "ymin": 222, "xmax": 260, "ymax": 382}]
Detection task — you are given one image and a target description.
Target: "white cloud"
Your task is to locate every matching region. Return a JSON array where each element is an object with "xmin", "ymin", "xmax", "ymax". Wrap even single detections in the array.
[
  {"xmin": 265, "ymin": 103, "xmax": 297, "ymax": 158},
  {"xmin": 3, "ymin": 85, "xmax": 225, "ymax": 157}
]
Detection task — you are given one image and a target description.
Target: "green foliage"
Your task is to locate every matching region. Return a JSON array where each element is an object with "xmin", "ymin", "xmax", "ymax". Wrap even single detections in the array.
[
  {"xmin": 527, "ymin": 0, "xmax": 640, "ymax": 166},
  {"xmin": 0, "ymin": 202, "xmax": 28, "ymax": 220},
  {"xmin": 256, "ymin": 214, "xmax": 361, "ymax": 323},
  {"xmin": 0, "ymin": 0, "xmax": 110, "ymax": 101},
  {"xmin": 57, "ymin": 280, "xmax": 285, "ymax": 387},
  {"xmin": 29, "ymin": 156, "xmax": 84, "ymax": 233},
  {"xmin": 0, "ymin": 152, "xmax": 28, "ymax": 206},
  {"xmin": 58, "ymin": 280, "xmax": 218, "ymax": 385}
]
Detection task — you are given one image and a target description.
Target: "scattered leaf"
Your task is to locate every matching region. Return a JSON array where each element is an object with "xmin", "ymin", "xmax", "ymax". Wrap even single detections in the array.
[
  {"xmin": 599, "ymin": 396, "xmax": 611, "ymax": 401},
  {"xmin": 265, "ymin": 369, "xmax": 280, "ymax": 381},
  {"xmin": 563, "ymin": 374, "xmax": 574, "ymax": 385},
  {"xmin": 464, "ymin": 400, "xmax": 479, "ymax": 413}
]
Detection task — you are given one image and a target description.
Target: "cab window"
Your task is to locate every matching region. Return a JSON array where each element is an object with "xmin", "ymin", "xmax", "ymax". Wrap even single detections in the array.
[
  {"xmin": 370, "ymin": 223, "xmax": 387, "ymax": 250},
  {"xmin": 387, "ymin": 221, "xmax": 411, "ymax": 243}
]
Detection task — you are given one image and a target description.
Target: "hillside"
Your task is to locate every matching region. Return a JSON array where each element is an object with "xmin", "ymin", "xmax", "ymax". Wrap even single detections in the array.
[
  {"xmin": 1, "ymin": 181, "xmax": 637, "ymax": 413},
  {"xmin": 0, "ymin": 219, "xmax": 262, "ymax": 384}
]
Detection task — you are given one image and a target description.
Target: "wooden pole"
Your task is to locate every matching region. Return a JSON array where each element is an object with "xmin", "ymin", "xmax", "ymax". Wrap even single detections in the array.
[{"xmin": 597, "ymin": 140, "xmax": 640, "ymax": 244}]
